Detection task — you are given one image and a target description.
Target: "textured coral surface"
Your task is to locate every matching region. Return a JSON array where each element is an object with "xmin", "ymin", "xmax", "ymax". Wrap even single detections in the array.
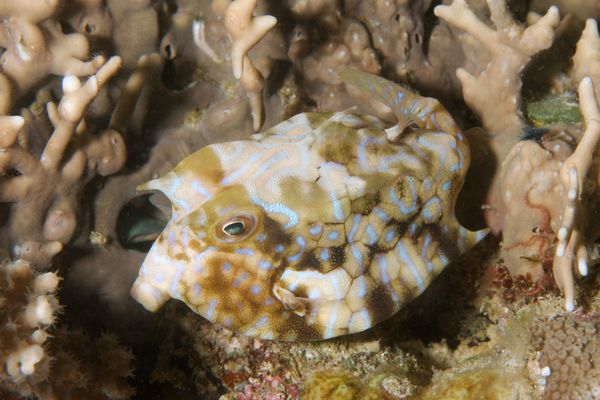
[{"xmin": 533, "ymin": 316, "xmax": 600, "ymax": 399}]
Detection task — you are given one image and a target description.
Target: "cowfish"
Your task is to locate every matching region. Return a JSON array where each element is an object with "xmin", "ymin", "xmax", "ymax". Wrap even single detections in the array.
[{"xmin": 131, "ymin": 69, "xmax": 487, "ymax": 340}]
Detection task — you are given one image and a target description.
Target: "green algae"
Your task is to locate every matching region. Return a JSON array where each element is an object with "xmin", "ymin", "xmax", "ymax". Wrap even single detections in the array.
[{"xmin": 524, "ymin": 92, "xmax": 582, "ymax": 126}]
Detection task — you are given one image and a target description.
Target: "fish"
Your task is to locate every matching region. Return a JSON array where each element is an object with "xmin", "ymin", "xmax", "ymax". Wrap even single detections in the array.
[{"xmin": 130, "ymin": 69, "xmax": 488, "ymax": 340}]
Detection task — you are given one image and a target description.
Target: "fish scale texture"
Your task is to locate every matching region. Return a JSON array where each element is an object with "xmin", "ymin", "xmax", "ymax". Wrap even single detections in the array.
[{"xmin": 131, "ymin": 70, "xmax": 487, "ymax": 340}]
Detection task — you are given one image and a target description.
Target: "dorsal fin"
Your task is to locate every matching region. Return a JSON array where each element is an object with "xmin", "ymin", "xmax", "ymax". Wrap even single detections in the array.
[{"xmin": 339, "ymin": 69, "xmax": 459, "ymax": 135}]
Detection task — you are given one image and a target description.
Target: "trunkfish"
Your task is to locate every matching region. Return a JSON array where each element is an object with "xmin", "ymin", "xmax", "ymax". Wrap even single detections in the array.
[{"xmin": 131, "ymin": 69, "xmax": 487, "ymax": 340}]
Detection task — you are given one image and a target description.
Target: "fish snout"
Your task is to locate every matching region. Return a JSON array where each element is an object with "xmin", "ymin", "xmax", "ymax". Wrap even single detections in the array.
[
  {"xmin": 130, "ymin": 276, "xmax": 170, "ymax": 312},
  {"xmin": 130, "ymin": 235, "xmax": 180, "ymax": 311}
]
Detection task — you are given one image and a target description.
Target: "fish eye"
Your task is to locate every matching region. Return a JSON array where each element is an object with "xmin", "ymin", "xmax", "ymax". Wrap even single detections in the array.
[
  {"xmin": 223, "ymin": 220, "xmax": 245, "ymax": 236},
  {"xmin": 215, "ymin": 213, "xmax": 257, "ymax": 243}
]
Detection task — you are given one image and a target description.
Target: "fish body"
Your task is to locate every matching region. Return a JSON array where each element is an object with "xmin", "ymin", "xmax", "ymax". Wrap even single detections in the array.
[{"xmin": 131, "ymin": 70, "xmax": 487, "ymax": 340}]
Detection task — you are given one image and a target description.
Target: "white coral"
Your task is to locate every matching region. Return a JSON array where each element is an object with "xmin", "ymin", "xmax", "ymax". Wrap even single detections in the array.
[
  {"xmin": 573, "ymin": 19, "xmax": 600, "ymax": 103},
  {"xmin": 6, "ymin": 343, "xmax": 45, "ymax": 378},
  {"xmin": 1, "ymin": 259, "xmax": 59, "ymax": 393},
  {"xmin": 553, "ymin": 76, "xmax": 600, "ymax": 311}
]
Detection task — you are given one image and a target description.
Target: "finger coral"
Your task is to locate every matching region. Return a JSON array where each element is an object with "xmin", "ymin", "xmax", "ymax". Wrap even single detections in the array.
[
  {"xmin": 0, "ymin": 0, "xmax": 106, "ymax": 114},
  {"xmin": 438, "ymin": 0, "xmax": 600, "ymax": 311},
  {"xmin": 552, "ymin": 76, "xmax": 600, "ymax": 311},
  {"xmin": 491, "ymin": 77, "xmax": 600, "ymax": 310},
  {"xmin": 224, "ymin": 0, "xmax": 277, "ymax": 130},
  {"xmin": 0, "ymin": 56, "xmax": 124, "ymax": 266},
  {"xmin": 573, "ymin": 18, "xmax": 600, "ymax": 111},
  {"xmin": 435, "ymin": 0, "xmax": 560, "ymax": 155}
]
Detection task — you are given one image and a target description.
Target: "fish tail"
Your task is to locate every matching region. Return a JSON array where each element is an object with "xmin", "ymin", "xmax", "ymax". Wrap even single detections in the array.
[
  {"xmin": 457, "ymin": 225, "xmax": 489, "ymax": 253},
  {"xmin": 339, "ymin": 69, "xmax": 460, "ymax": 136}
]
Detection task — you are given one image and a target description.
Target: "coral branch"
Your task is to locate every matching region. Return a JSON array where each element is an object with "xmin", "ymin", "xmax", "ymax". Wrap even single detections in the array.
[
  {"xmin": 224, "ymin": 0, "xmax": 277, "ymax": 80},
  {"xmin": 0, "ymin": 56, "xmax": 124, "ymax": 266},
  {"xmin": 42, "ymin": 56, "xmax": 122, "ymax": 170},
  {"xmin": 109, "ymin": 53, "xmax": 162, "ymax": 133},
  {"xmin": 193, "ymin": 19, "xmax": 223, "ymax": 64},
  {"xmin": 573, "ymin": 19, "xmax": 600, "ymax": 100},
  {"xmin": 0, "ymin": 115, "xmax": 23, "ymax": 149},
  {"xmin": 553, "ymin": 77, "xmax": 600, "ymax": 311},
  {"xmin": 434, "ymin": 0, "xmax": 560, "ymax": 153},
  {"xmin": 224, "ymin": 0, "xmax": 277, "ymax": 131},
  {"xmin": 0, "ymin": 2, "xmax": 106, "ymax": 114}
]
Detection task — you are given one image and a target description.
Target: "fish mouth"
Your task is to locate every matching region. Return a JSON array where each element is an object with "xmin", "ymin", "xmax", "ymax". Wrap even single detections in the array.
[
  {"xmin": 130, "ymin": 277, "xmax": 168, "ymax": 312},
  {"xmin": 130, "ymin": 238, "xmax": 174, "ymax": 311},
  {"xmin": 131, "ymin": 217, "xmax": 215, "ymax": 312},
  {"xmin": 130, "ymin": 223, "xmax": 192, "ymax": 311}
]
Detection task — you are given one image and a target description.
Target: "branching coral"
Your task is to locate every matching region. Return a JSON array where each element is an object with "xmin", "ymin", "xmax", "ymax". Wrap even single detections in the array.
[
  {"xmin": 0, "ymin": 0, "xmax": 106, "ymax": 114},
  {"xmin": 492, "ymin": 82, "xmax": 599, "ymax": 311},
  {"xmin": 497, "ymin": 21, "xmax": 600, "ymax": 311},
  {"xmin": 553, "ymin": 76, "xmax": 600, "ymax": 311},
  {"xmin": 573, "ymin": 19, "xmax": 600, "ymax": 100},
  {"xmin": 0, "ymin": 56, "xmax": 124, "ymax": 266},
  {"xmin": 531, "ymin": 0, "xmax": 600, "ymax": 21},
  {"xmin": 224, "ymin": 0, "xmax": 277, "ymax": 131},
  {"xmin": 435, "ymin": 0, "xmax": 560, "ymax": 155},
  {"xmin": 435, "ymin": 0, "xmax": 600, "ymax": 311},
  {"xmin": 495, "ymin": 138, "xmax": 566, "ymax": 285}
]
